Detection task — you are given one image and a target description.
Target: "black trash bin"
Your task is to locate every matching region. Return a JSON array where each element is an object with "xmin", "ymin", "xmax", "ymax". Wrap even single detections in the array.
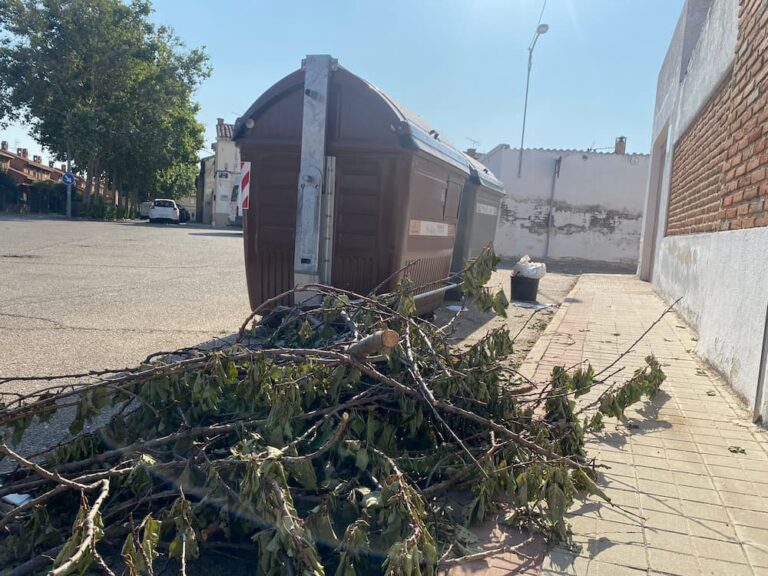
[{"xmin": 511, "ymin": 274, "xmax": 539, "ymax": 302}]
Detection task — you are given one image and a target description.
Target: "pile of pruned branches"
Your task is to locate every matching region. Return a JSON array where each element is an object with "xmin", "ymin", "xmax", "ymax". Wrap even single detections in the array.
[{"xmin": 0, "ymin": 249, "xmax": 666, "ymax": 576}]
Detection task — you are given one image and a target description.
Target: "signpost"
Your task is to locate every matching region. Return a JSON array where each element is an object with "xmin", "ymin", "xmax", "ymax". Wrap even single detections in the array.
[
  {"xmin": 239, "ymin": 162, "xmax": 251, "ymax": 211},
  {"xmin": 62, "ymin": 169, "xmax": 74, "ymax": 218}
]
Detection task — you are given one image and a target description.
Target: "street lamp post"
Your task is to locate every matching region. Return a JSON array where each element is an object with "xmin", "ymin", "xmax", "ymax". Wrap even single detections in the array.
[
  {"xmin": 66, "ymin": 149, "xmax": 72, "ymax": 218},
  {"xmin": 517, "ymin": 23, "xmax": 549, "ymax": 178}
]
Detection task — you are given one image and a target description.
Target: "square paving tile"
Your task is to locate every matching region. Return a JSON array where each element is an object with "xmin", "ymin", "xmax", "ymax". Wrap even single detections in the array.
[{"xmin": 528, "ymin": 275, "xmax": 768, "ymax": 576}]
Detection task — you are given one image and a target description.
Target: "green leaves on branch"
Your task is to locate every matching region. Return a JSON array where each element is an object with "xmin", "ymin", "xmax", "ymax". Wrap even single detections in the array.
[
  {"xmin": 168, "ymin": 495, "xmax": 199, "ymax": 563},
  {"xmin": 459, "ymin": 248, "xmax": 508, "ymax": 318},
  {"xmin": 597, "ymin": 356, "xmax": 666, "ymax": 421},
  {"xmin": 122, "ymin": 515, "xmax": 161, "ymax": 576},
  {"xmin": 0, "ymin": 250, "xmax": 669, "ymax": 574}
]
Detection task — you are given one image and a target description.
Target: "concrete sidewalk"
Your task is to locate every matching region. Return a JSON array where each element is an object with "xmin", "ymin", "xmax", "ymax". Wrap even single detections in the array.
[{"xmin": 521, "ymin": 275, "xmax": 768, "ymax": 575}]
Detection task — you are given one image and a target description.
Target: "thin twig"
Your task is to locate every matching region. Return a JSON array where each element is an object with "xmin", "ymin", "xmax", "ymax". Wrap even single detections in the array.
[
  {"xmin": 402, "ymin": 328, "xmax": 487, "ymax": 478},
  {"xmin": 50, "ymin": 479, "xmax": 111, "ymax": 576},
  {"xmin": 593, "ymin": 297, "xmax": 682, "ymax": 379},
  {"xmin": 0, "ymin": 444, "xmax": 89, "ymax": 490},
  {"xmin": 282, "ymin": 413, "xmax": 349, "ymax": 462},
  {"xmin": 438, "ymin": 537, "xmax": 536, "ymax": 567}
]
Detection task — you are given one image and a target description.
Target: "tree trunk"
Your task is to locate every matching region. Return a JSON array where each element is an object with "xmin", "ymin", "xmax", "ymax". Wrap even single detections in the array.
[
  {"xmin": 83, "ymin": 157, "xmax": 99, "ymax": 204},
  {"xmin": 84, "ymin": 173, "xmax": 93, "ymax": 204},
  {"xmin": 108, "ymin": 177, "xmax": 117, "ymax": 206}
]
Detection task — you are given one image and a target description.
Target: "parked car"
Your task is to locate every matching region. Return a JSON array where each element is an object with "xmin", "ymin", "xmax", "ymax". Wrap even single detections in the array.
[
  {"xmin": 139, "ymin": 201, "xmax": 153, "ymax": 219},
  {"xmin": 148, "ymin": 199, "xmax": 180, "ymax": 224}
]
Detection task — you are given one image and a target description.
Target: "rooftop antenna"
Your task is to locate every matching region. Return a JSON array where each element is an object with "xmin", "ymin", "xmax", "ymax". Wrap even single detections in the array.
[{"xmin": 465, "ymin": 137, "xmax": 481, "ymax": 148}]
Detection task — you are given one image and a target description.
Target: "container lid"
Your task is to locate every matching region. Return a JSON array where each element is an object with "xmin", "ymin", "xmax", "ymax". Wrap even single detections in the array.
[
  {"xmin": 234, "ymin": 59, "xmax": 497, "ymax": 179},
  {"xmin": 358, "ymin": 77, "xmax": 471, "ymax": 174},
  {"xmin": 462, "ymin": 153, "xmax": 505, "ymax": 194}
]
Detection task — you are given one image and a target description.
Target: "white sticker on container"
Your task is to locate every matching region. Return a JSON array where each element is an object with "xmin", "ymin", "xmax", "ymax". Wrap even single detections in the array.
[
  {"xmin": 409, "ymin": 219, "xmax": 456, "ymax": 237},
  {"xmin": 476, "ymin": 203, "xmax": 498, "ymax": 216}
]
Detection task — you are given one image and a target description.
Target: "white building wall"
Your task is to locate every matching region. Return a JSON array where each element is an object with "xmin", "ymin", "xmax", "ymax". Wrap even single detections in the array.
[
  {"xmin": 201, "ymin": 157, "xmax": 215, "ymax": 225},
  {"xmin": 639, "ymin": 0, "xmax": 768, "ymax": 420},
  {"xmin": 483, "ymin": 147, "xmax": 649, "ymax": 267},
  {"xmin": 655, "ymin": 229, "xmax": 768, "ymax": 413},
  {"xmin": 212, "ymin": 138, "xmax": 240, "ymax": 227}
]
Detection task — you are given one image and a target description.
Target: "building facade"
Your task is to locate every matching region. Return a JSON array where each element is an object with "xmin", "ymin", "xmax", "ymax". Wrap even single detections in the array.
[
  {"xmin": 0, "ymin": 141, "xmax": 84, "ymax": 190},
  {"xmin": 638, "ymin": 0, "xmax": 768, "ymax": 422},
  {"xmin": 211, "ymin": 118, "xmax": 240, "ymax": 227},
  {"xmin": 0, "ymin": 140, "xmax": 87, "ymax": 211},
  {"xmin": 196, "ymin": 155, "xmax": 215, "ymax": 225},
  {"xmin": 481, "ymin": 142, "xmax": 649, "ymax": 269}
]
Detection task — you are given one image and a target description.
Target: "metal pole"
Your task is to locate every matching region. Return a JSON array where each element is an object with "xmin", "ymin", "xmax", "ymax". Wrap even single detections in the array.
[
  {"xmin": 517, "ymin": 47, "xmax": 534, "ymax": 179},
  {"xmin": 753, "ymin": 302, "xmax": 768, "ymax": 424},
  {"xmin": 65, "ymin": 110, "xmax": 72, "ymax": 218},
  {"xmin": 294, "ymin": 55, "xmax": 334, "ymax": 303},
  {"xmin": 66, "ymin": 152, "xmax": 72, "ymax": 218}
]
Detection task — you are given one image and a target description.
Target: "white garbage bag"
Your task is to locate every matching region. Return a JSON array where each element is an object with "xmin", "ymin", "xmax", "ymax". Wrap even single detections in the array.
[{"xmin": 513, "ymin": 255, "xmax": 546, "ymax": 279}]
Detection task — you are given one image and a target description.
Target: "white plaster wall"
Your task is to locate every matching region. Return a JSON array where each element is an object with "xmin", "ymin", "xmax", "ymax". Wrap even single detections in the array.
[
  {"xmin": 652, "ymin": 9, "xmax": 685, "ymax": 140},
  {"xmin": 655, "ymin": 229, "xmax": 768, "ymax": 415},
  {"xmin": 640, "ymin": 0, "xmax": 737, "ymax": 279},
  {"xmin": 640, "ymin": 0, "xmax": 768, "ymax": 420},
  {"xmin": 485, "ymin": 147, "xmax": 649, "ymax": 265},
  {"xmin": 213, "ymin": 139, "xmax": 240, "ymax": 227},
  {"xmin": 675, "ymin": 0, "xmax": 738, "ymax": 140}
]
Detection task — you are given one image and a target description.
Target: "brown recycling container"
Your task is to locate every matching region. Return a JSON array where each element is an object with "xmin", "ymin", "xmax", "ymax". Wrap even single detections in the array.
[{"xmin": 233, "ymin": 62, "xmax": 480, "ymax": 313}]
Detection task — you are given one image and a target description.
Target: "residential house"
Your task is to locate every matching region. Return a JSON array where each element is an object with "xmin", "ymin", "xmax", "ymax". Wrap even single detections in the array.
[
  {"xmin": 481, "ymin": 140, "xmax": 649, "ymax": 270},
  {"xmin": 0, "ymin": 140, "xmax": 86, "ymax": 210},
  {"xmin": 638, "ymin": 0, "xmax": 768, "ymax": 422},
  {"xmin": 211, "ymin": 118, "xmax": 240, "ymax": 227}
]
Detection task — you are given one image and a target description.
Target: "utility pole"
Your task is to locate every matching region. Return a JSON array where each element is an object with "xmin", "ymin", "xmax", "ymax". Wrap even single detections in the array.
[
  {"xmin": 66, "ymin": 149, "xmax": 72, "ymax": 218},
  {"xmin": 517, "ymin": 23, "xmax": 549, "ymax": 178}
]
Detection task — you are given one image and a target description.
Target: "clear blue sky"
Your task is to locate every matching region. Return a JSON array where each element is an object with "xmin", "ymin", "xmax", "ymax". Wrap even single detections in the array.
[{"xmin": 3, "ymin": 0, "xmax": 684, "ymax": 160}]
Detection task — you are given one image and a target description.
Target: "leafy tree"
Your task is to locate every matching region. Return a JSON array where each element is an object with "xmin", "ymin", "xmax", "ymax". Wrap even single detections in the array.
[
  {"xmin": 0, "ymin": 0, "xmax": 209, "ymax": 204},
  {"xmin": 0, "ymin": 169, "xmax": 20, "ymax": 206},
  {"xmin": 108, "ymin": 26, "xmax": 208, "ymax": 201},
  {"xmin": 30, "ymin": 179, "xmax": 70, "ymax": 213},
  {"xmin": 155, "ymin": 162, "xmax": 200, "ymax": 200}
]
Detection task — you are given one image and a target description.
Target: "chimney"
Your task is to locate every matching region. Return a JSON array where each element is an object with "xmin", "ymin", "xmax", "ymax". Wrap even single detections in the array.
[
  {"xmin": 61, "ymin": 164, "xmax": 66, "ymax": 171},
  {"xmin": 17, "ymin": 148, "xmax": 23, "ymax": 156},
  {"xmin": 614, "ymin": 136, "xmax": 627, "ymax": 155},
  {"xmin": 48, "ymin": 161, "xmax": 54, "ymax": 168},
  {"xmin": 33, "ymin": 155, "xmax": 41, "ymax": 163},
  {"xmin": 217, "ymin": 118, "xmax": 224, "ymax": 125},
  {"xmin": 1, "ymin": 141, "xmax": 7, "ymax": 151},
  {"xmin": 21, "ymin": 148, "xmax": 28, "ymax": 159},
  {"xmin": 465, "ymin": 148, "xmax": 478, "ymax": 159}
]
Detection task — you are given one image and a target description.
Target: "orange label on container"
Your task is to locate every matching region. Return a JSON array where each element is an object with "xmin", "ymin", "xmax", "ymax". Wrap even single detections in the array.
[{"xmin": 409, "ymin": 219, "xmax": 456, "ymax": 237}]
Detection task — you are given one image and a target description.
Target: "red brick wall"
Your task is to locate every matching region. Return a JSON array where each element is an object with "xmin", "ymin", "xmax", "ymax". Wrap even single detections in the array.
[
  {"xmin": 667, "ymin": 81, "xmax": 731, "ymax": 235},
  {"xmin": 667, "ymin": 0, "xmax": 768, "ymax": 235}
]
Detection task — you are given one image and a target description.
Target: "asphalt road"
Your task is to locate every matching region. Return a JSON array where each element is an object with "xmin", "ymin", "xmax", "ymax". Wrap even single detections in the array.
[
  {"xmin": 0, "ymin": 215, "xmax": 250, "ymax": 393},
  {"xmin": 0, "ymin": 214, "xmax": 579, "ymax": 465}
]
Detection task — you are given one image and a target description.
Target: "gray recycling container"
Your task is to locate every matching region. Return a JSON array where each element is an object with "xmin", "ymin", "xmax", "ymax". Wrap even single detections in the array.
[{"xmin": 451, "ymin": 153, "xmax": 505, "ymax": 272}]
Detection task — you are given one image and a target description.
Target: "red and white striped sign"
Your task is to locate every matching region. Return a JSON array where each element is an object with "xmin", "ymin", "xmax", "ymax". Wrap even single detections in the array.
[{"xmin": 239, "ymin": 162, "xmax": 251, "ymax": 210}]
